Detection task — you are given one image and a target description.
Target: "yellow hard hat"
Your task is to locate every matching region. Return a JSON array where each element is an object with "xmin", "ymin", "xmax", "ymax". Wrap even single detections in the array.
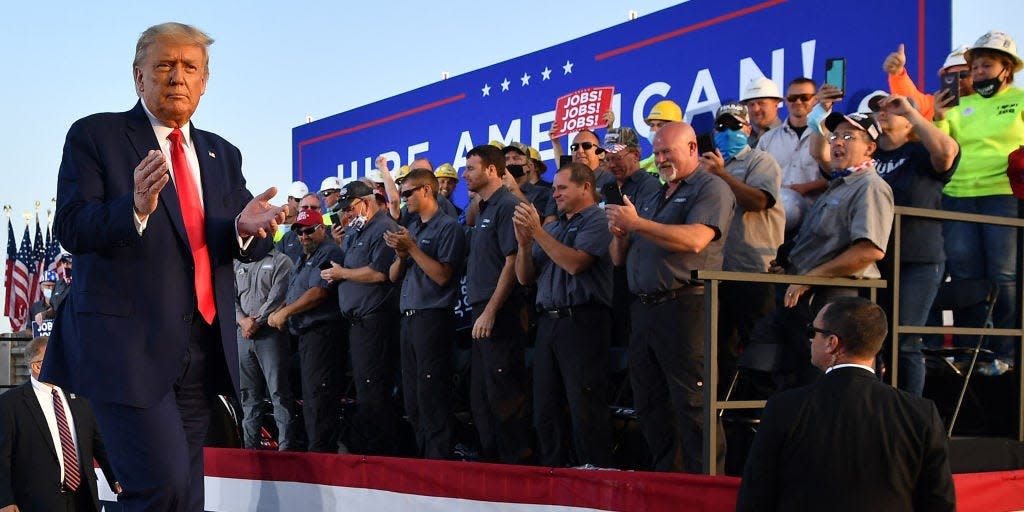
[
  {"xmin": 645, "ymin": 100, "xmax": 683, "ymax": 124},
  {"xmin": 528, "ymin": 146, "xmax": 541, "ymax": 160},
  {"xmin": 487, "ymin": 139, "xmax": 506, "ymax": 149},
  {"xmin": 434, "ymin": 163, "xmax": 459, "ymax": 180}
]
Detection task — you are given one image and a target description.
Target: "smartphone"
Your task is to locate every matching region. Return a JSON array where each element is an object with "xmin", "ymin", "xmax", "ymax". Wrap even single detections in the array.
[
  {"xmin": 318, "ymin": 261, "xmax": 334, "ymax": 271},
  {"xmin": 696, "ymin": 133, "xmax": 715, "ymax": 155},
  {"xmin": 602, "ymin": 183, "xmax": 624, "ymax": 206},
  {"xmin": 825, "ymin": 58, "xmax": 846, "ymax": 96},
  {"xmin": 940, "ymin": 70, "xmax": 961, "ymax": 107},
  {"xmin": 559, "ymin": 155, "xmax": 573, "ymax": 168},
  {"xmin": 328, "ymin": 212, "xmax": 341, "ymax": 225}
]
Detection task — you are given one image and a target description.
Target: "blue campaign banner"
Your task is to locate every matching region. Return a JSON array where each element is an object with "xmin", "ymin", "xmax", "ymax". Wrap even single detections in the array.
[{"xmin": 292, "ymin": 0, "xmax": 952, "ymax": 208}]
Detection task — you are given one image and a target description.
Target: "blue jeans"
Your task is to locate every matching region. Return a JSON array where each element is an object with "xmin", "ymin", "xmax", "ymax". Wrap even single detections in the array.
[
  {"xmin": 942, "ymin": 194, "xmax": 1019, "ymax": 359},
  {"xmin": 897, "ymin": 262, "xmax": 944, "ymax": 396},
  {"xmin": 238, "ymin": 325, "xmax": 302, "ymax": 450}
]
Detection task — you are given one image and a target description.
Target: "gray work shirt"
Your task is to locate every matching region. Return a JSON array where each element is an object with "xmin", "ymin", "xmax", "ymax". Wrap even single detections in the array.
[
  {"xmin": 788, "ymin": 165, "xmax": 894, "ymax": 278},
  {"xmin": 722, "ymin": 146, "xmax": 786, "ymax": 272},
  {"xmin": 399, "ymin": 194, "xmax": 460, "ymax": 226},
  {"xmin": 285, "ymin": 241, "xmax": 343, "ymax": 334},
  {"xmin": 234, "ymin": 249, "xmax": 292, "ymax": 325},
  {"xmin": 399, "ymin": 212, "xmax": 467, "ymax": 311},
  {"xmin": 337, "ymin": 212, "xmax": 399, "ymax": 317},
  {"xmin": 625, "ymin": 170, "xmax": 735, "ymax": 294},
  {"xmin": 275, "ymin": 228, "xmax": 303, "ymax": 262},
  {"xmin": 521, "ymin": 182, "xmax": 556, "ymax": 219},
  {"xmin": 533, "ymin": 204, "xmax": 613, "ymax": 309},
  {"xmin": 466, "ymin": 186, "xmax": 522, "ymax": 305},
  {"xmin": 620, "ymin": 169, "xmax": 662, "ymax": 212}
]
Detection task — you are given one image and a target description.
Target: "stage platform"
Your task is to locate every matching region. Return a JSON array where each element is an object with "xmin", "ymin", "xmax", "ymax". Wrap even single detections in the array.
[{"xmin": 92, "ymin": 447, "xmax": 1024, "ymax": 511}]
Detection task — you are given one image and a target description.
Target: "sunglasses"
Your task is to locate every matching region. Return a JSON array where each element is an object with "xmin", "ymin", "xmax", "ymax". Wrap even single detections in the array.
[
  {"xmin": 300, "ymin": 205, "xmax": 321, "ymax": 210},
  {"xmin": 955, "ymin": 70, "xmax": 970, "ymax": 79},
  {"xmin": 786, "ymin": 93, "xmax": 814, "ymax": 103},
  {"xmin": 715, "ymin": 119, "xmax": 744, "ymax": 132},
  {"xmin": 805, "ymin": 323, "xmax": 835, "ymax": 339},
  {"xmin": 321, "ymin": 189, "xmax": 339, "ymax": 197},
  {"xmin": 400, "ymin": 185, "xmax": 424, "ymax": 199},
  {"xmin": 296, "ymin": 224, "xmax": 321, "ymax": 236},
  {"xmin": 570, "ymin": 142, "xmax": 603, "ymax": 153}
]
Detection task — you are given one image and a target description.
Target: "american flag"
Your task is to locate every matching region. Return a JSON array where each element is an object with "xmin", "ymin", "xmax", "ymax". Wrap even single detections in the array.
[
  {"xmin": 4, "ymin": 218, "xmax": 17, "ymax": 328},
  {"xmin": 28, "ymin": 215, "xmax": 45, "ymax": 305},
  {"xmin": 8, "ymin": 223, "xmax": 33, "ymax": 332},
  {"xmin": 45, "ymin": 222, "xmax": 61, "ymax": 273}
]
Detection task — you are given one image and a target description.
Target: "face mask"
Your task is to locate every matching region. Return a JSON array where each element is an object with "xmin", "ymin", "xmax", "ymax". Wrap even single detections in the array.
[
  {"xmin": 347, "ymin": 215, "xmax": 368, "ymax": 231},
  {"xmin": 973, "ymin": 72, "xmax": 1004, "ymax": 98},
  {"xmin": 43, "ymin": 289, "xmax": 53, "ymax": 300},
  {"xmin": 714, "ymin": 129, "xmax": 749, "ymax": 159},
  {"xmin": 506, "ymin": 164, "xmax": 525, "ymax": 178}
]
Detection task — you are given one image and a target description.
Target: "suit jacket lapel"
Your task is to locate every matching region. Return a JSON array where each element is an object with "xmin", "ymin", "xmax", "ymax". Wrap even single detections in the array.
[
  {"xmin": 190, "ymin": 125, "xmax": 225, "ymax": 215},
  {"xmin": 19, "ymin": 384, "xmax": 59, "ymax": 460},
  {"xmin": 124, "ymin": 101, "xmax": 190, "ymax": 249}
]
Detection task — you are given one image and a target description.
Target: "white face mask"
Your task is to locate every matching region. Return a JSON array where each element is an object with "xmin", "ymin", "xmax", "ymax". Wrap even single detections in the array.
[
  {"xmin": 347, "ymin": 215, "xmax": 368, "ymax": 231},
  {"xmin": 43, "ymin": 288, "xmax": 53, "ymax": 300}
]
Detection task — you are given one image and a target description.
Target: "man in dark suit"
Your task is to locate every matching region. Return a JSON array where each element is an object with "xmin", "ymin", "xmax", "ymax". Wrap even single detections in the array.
[
  {"xmin": 736, "ymin": 297, "xmax": 955, "ymax": 511},
  {"xmin": 0, "ymin": 337, "xmax": 119, "ymax": 512},
  {"xmin": 41, "ymin": 22, "xmax": 284, "ymax": 512}
]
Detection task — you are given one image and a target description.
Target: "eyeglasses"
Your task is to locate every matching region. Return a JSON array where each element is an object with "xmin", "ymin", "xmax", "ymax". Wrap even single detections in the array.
[
  {"xmin": 300, "ymin": 205, "xmax": 321, "ymax": 210},
  {"xmin": 342, "ymin": 199, "xmax": 362, "ymax": 213},
  {"xmin": 570, "ymin": 142, "xmax": 601, "ymax": 152},
  {"xmin": 827, "ymin": 132, "xmax": 860, "ymax": 143},
  {"xmin": 296, "ymin": 225, "xmax": 321, "ymax": 236},
  {"xmin": 786, "ymin": 94, "xmax": 815, "ymax": 103},
  {"xmin": 806, "ymin": 323, "xmax": 835, "ymax": 339},
  {"xmin": 321, "ymin": 189, "xmax": 339, "ymax": 197},
  {"xmin": 400, "ymin": 185, "xmax": 424, "ymax": 199}
]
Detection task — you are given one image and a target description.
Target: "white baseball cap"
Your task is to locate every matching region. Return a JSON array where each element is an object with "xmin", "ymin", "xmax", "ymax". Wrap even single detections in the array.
[{"xmin": 288, "ymin": 181, "xmax": 308, "ymax": 199}]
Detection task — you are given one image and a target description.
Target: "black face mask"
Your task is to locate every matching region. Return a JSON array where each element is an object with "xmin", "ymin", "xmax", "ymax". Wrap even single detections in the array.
[
  {"xmin": 974, "ymin": 70, "xmax": 1005, "ymax": 98},
  {"xmin": 506, "ymin": 164, "xmax": 525, "ymax": 178}
]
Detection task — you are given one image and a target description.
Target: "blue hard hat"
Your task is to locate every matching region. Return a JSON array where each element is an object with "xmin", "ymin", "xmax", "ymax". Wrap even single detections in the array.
[{"xmin": 39, "ymin": 270, "xmax": 58, "ymax": 284}]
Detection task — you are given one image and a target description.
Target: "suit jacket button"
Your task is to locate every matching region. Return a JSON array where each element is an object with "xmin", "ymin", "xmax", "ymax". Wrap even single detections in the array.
[{"xmin": 183, "ymin": 313, "xmax": 194, "ymax": 323}]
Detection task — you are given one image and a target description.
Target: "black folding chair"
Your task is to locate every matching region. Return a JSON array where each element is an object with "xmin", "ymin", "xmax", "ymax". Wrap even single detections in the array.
[{"xmin": 920, "ymin": 279, "xmax": 998, "ymax": 437}]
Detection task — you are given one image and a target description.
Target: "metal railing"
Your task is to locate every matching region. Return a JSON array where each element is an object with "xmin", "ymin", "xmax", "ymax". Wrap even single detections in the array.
[{"xmin": 693, "ymin": 205, "xmax": 1024, "ymax": 475}]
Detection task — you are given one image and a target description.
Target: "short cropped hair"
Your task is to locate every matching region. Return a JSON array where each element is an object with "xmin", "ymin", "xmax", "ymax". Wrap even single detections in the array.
[
  {"xmin": 134, "ymin": 22, "xmax": 214, "ymax": 76},
  {"xmin": 25, "ymin": 336, "xmax": 48, "ymax": 364},
  {"xmin": 466, "ymin": 145, "xmax": 507, "ymax": 177},
  {"xmin": 821, "ymin": 297, "xmax": 888, "ymax": 359},
  {"xmin": 558, "ymin": 162, "xmax": 596, "ymax": 189},
  {"xmin": 788, "ymin": 77, "xmax": 817, "ymax": 90},
  {"xmin": 402, "ymin": 169, "xmax": 439, "ymax": 198}
]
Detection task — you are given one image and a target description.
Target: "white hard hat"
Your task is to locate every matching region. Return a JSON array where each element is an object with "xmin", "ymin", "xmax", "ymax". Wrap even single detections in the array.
[
  {"xmin": 740, "ymin": 76, "xmax": 783, "ymax": 102},
  {"xmin": 319, "ymin": 176, "xmax": 343, "ymax": 192},
  {"xmin": 940, "ymin": 45, "xmax": 969, "ymax": 72},
  {"xmin": 288, "ymin": 181, "xmax": 309, "ymax": 199},
  {"xmin": 965, "ymin": 30, "xmax": 1023, "ymax": 72}
]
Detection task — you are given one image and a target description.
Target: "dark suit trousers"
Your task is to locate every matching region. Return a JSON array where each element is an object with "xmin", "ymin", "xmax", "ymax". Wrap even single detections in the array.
[{"xmin": 91, "ymin": 318, "xmax": 218, "ymax": 512}]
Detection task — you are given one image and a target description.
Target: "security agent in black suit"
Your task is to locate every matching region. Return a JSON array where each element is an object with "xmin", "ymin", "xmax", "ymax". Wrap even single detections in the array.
[
  {"xmin": 0, "ymin": 337, "xmax": 119, "ymax": 512},
  {"xmin": 736, "ymin": 297, "xmax": 955, "ymax": 512}
]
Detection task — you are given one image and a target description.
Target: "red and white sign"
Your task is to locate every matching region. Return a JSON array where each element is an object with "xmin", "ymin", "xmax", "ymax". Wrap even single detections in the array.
[{"xmin": 552, "ymin": 87, "xmax": 614, "ymax": 137}]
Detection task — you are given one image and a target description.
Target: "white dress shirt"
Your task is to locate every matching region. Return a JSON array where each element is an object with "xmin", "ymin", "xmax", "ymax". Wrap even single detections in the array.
[
  {"xmin": 30, "ymin": 376, "xmax": 80, "ymax": 484},
  {"xmin": 825, "ymin": 363, "xmax": 876, "ymax": 375}
]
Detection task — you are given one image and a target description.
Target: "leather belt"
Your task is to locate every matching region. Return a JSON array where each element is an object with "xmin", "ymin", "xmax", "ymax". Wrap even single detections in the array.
[
  {"xmin": 537, "ymin": 303, "xmax": 603, "ymax": 319},
  {"xmin": 636, "ymin": 286, "xmax": 704, "ymax": 305}
]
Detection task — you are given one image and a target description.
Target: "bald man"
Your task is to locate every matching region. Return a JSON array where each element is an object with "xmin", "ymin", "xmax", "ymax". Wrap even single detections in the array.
[{"xmin": 606, "ymin": 122, "xmax": 735, "ymax": 473}]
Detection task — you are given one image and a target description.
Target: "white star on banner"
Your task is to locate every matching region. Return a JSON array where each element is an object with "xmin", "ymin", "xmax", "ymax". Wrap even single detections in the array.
[
  {"xmin": 500, "ymin": 78, "xmax": 511, "ymax": 91},
  {"xmin": 520, "ymin": 72, "xmax": 531, "ymax": 86},
  {"xmin": 562, "ymin": 60, "xmax": 574, "ymax": 74},
  {"xmin": 541, "ymin": 67, "xmax": 552, "ymax": 80},
  {"xmin": 481, "ymin": 83, "xmax": 491, "ymax": 97}
]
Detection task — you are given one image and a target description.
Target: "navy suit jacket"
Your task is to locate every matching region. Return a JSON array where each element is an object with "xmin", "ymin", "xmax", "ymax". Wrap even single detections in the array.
[
  {"xmin": 42, "ymin": 102, "xmax": 269, "ymax": 407},
  {"xmin": 0, "ymin": 383, "xmax": 118, "ymax": 511},
  {"xmin": 736, "ymin": 366, "xmax": 956, "ymax": 511}
]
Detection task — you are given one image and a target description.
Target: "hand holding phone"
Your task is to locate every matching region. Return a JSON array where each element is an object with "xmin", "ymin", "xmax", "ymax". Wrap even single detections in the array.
[
  {"xmin": 825, "ymin": 58, "xmax": 846, "ymax": 97},
  {"xmin": 939, "ymin": 71, "xmax": 961, "ymax": 108}
]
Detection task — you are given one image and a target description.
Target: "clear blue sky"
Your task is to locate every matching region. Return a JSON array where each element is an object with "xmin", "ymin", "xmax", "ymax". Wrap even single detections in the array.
[{"xmin": 1, "ymin": 0, "xmax": 1021, "ymax": 328}]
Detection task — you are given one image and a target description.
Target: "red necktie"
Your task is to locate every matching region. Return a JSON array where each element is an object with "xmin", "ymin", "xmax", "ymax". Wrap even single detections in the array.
[
  {"xmin": 52, "ymin": 388, "xmax": 81, "ymax": 492},
  {"xmin": 169, "ymin": 128, "xmax": 216, "ymax": 324}
]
